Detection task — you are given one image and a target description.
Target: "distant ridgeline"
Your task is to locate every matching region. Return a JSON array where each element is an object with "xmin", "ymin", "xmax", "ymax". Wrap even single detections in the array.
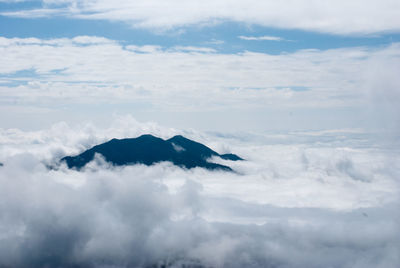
[{"xmin": 61, "ymin": 134, "xmax": 243, "ymax": 171}]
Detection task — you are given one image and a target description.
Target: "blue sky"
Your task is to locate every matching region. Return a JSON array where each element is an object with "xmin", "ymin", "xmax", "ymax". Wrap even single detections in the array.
[
  {"xmin": 2, "ymin": 17, "xmax": 400, "ymax": 55},
  {"xmin": 1, "ymin": 0, "xmax": 400, "ymax": 133}
]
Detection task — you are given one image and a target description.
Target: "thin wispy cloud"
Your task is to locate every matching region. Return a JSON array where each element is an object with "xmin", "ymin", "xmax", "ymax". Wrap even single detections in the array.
[
  {"xmin": 238, "ymin": 35, "xmax": 289, "ymax": 41},
  {"xmin": 170, "ymin": 46, "xmax": 217, "ymax": 53}
]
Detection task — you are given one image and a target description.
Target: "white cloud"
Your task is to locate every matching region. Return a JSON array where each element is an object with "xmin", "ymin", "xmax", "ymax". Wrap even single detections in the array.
[
  {"xmin": 2, "ymin": 0, "xmax": 400, "ymax": 35},
  {"xmin": 125, "ymin": 44, "xmax": 162, "ymax": 53},
  {"xmin": 0, "ymin": 120, "xmax": 399, "ymax": 267},
  {"xmin": 0, "ymin": 35, "xmax": 115, "ymax": 47},
  {"xmin": 238, "ymin": 35, "xmax": 287, "ymax": 41},
  {"xmin": 0, "ymin": 117, "xmax": 398, "ymax": 209},
  {"xmin": 71, "ymin": 35, "xmax": 116, "ymax": 45},
  {"xmin": 0, "ymin": 36, "xmax": 396, "ymax": 107}
]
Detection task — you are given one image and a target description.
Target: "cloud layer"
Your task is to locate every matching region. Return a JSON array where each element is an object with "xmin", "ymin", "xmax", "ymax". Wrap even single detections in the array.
[
  {"xmin": 1, "ymin": 36, "xmax": 400, "ymax": 131},
  {"xmin": 0, "ymin": 119, "xmax": 399, "ymax": 267},
  {"xmin": 2, "ymin": 0, "xmax": 400, "ymax": 35}
]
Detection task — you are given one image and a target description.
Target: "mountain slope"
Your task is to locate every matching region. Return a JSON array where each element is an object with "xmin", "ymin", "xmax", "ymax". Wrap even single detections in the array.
[{"xmin": 61, "ymin": 134, "xmax": 242, "ymax": 171}]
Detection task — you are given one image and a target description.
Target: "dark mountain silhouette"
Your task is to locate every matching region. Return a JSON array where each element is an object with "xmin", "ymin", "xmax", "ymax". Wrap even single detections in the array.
[{"xmin": 61, "ymin": 134, "xmax": 243, "ymax": 171}]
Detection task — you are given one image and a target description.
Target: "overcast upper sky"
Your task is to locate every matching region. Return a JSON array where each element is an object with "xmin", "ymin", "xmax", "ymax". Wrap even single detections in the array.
[{"xmin": 1, "ymin": 0, "xmax": 400, "ymax": 133}]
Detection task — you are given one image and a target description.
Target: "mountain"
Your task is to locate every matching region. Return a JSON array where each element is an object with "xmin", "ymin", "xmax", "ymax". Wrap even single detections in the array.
[{"xmin": 61, "ymin": 134, "xmax": 243, "ymax": 171}]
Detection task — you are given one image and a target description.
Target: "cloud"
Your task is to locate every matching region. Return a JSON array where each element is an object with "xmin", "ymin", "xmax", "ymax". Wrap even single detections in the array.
[
  {"xmin": 0, "ymin": 117, "xmax": 399, "ymax": 210},
  {"xmin": 0, "ymin": 120, "xmax": 399, "ymax": 267},
  {"xmin": 1, "ymin": 36, "xmax": 398, "ymax": 109},
  {"xmin": 125, "ymin": 45, "xmax": 162, "ymax": 53},
  {"xmin": 2, "ymin": 0, "xmax": 400, "ymax": 35},
  {"xmin": 0, "ymin": 35, "xmax": 115, "ymax": 47},
  {"xmin": 238, "ymin": 35, "xmax": 288, "ymax": 41},
  {"xmin": 362, "ymin": 45, "xmax": 400, "ymax": 136}
]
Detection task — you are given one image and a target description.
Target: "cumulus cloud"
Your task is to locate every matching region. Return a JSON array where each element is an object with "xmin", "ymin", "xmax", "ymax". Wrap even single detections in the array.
[
  {"xmin": 2, "ymin": 0, "xmax": 400, "ymax": 35},
  {"xmin": 0, "ymin": 119, "xmax": 399, "ymax": 267}
]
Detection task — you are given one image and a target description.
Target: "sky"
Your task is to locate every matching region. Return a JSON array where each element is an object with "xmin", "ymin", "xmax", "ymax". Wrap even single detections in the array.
[
  {"xmin": 1, "ymin": 0, "xmax": 400, "ymax": 133},
  {"xmin": 1, "ymin": 1, "xmax": 400, "ymax": 267}
]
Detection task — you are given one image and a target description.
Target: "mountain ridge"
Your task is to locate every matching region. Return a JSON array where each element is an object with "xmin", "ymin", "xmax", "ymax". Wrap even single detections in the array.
[{"xmin": 61, "ymin": 134, "xmax": 243, "ymax": 171}]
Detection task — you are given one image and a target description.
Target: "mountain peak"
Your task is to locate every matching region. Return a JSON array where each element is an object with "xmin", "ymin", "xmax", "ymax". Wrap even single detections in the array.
[
  {"xmin": 169, "ymin": 134, "xmax": 187, "ymax": 140},
  {"xmin": 138, "ymin": 134, "xmax": 159, "ymax": 139}
]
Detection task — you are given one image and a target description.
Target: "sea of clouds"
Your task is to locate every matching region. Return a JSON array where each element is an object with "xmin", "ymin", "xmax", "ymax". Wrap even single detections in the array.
[{"xmin": 0, "ymin": 116, "xmax": 399, "ymax": 268}]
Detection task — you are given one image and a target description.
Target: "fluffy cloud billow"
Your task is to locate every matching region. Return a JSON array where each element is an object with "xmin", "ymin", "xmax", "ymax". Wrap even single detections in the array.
[{"xmin": 0, "ymin": 119, "xmax": 399, "ymax": 267}]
